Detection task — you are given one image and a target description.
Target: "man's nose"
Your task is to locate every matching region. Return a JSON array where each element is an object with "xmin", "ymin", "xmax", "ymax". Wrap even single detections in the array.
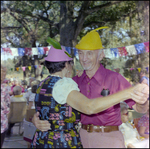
[{"xmin": 82, "ymin": 54, "xmax": 88, "ymax": 61}]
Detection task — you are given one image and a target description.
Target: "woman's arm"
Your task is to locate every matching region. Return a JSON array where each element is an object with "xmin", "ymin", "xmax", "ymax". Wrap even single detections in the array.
[
  {"xmin": 66, "ymin": 84, "xmax": 149, "ymax": 115},
  {"xmin": 28, "ymin": 101, "xmax": 33, "ymax": 110},
  {"xmin": 138, "ymin": 126, "xmax": 149, "ymax": 139}
]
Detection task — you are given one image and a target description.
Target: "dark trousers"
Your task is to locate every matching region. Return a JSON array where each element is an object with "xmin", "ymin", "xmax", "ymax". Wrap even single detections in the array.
[
  {"xmin": 1, "ymin": 130, "xmax": 7, "ymax": 147},
  {"xmin": 7, "ymin": 123, "xmax": 15, "ymax": 135}
]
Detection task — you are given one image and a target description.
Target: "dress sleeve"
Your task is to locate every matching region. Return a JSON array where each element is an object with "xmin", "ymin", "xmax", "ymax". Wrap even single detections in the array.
[
  {"xmin": 52, "ymin": 77, "xmax": 80, "ymax": 104},
  {"xmin": 29, "ymin": 93, "xmax": 36, "ymax": 102}
]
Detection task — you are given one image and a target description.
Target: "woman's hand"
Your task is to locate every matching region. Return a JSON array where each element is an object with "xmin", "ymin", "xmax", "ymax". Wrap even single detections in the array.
[
  {"xmin": 32, "ymin": 111, "xmax": 51, "ymax": 132},
  {"xmin": 76, "ymin": 70, "xmax": 83, "ymax": 77},
  {"xmin": 129, "ymin": 83, "xmax": 149, "ymax": 105}
]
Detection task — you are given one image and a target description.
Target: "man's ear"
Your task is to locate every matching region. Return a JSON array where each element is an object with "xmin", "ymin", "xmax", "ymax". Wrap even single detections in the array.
[{"xmin": 99, "ymin": 50, "xmax": 105, "ymax": 61}]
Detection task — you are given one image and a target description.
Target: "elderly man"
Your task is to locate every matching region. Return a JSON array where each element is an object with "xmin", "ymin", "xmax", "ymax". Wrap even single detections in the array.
[
  {"xmin": 6, "ymin": 86, "xmax": 27, "ymax": 136},
  {"xmin": 32, "ymin": 27, "xmax": 149, "ymax": 148}
]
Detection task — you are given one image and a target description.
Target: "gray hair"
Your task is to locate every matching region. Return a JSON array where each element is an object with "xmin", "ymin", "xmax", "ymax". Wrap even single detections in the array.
[{"xmin": 13, "ymin": 86, "xmax": 22, "ymax": 95}]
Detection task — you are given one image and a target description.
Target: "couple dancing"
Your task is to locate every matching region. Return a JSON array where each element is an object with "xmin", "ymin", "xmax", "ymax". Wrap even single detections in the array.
[{"xmin": 31, "ymin": 27, "xmax": 149, "ymax": 148}]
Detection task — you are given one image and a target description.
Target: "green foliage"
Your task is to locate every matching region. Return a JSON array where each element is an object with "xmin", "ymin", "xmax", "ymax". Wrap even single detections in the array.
[{"xmin": 46, "ymin": 37, "xmax": 62, "ymax": 49}]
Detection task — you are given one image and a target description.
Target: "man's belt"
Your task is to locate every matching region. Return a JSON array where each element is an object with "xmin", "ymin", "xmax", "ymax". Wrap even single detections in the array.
[{"xmin": 81, "ymin": 124, "xmax": 119, "ymax": 133}]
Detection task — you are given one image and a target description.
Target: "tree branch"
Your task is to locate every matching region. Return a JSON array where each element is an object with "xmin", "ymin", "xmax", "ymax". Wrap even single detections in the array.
[
  {"xmin": 85, "ymin": 1, "xmax": 123, "ymax": 14},
  {"xmin": 1, "ymin": 26, "xmax": 22, "ymax": 30},
  {"xmin": 83, "ymin": 21, "xmax": 106, "ymax": 28}
]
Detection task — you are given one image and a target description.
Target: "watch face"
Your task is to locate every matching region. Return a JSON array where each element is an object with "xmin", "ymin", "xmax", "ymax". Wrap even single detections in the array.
[{"xmin": 101, "ymin": 89, "xmax": 110, "ymax": 96}]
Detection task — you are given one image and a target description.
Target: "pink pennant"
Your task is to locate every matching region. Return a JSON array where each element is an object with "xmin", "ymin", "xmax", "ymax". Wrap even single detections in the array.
[
  {"xmin": 39, "ymin": 65, "xmax": 41, "ymax": 68},
  {"xmin": 43, "ymin": 47, "xmax": 49, "ymax": 55},
  {"xmin": 118, "ymin": 47, "xmax": 128, "ymax": 56},
  {"xmin": 22, "ymin": 66, "xmax": 26, "ymax": 71},
  {"xmin": 130, "ymin": 68, "xmax": 134, "ymax": 71},
  {"xmin": 144, "ymin": 41, "xmax": 149, "ymax": 52},
  {"xmin": 25, "ymin": 48, "xmax": 32, "ymax": 56},
  {"xmin": 2, "ymin": 48, "xmax": 12, "ymax": 55}
]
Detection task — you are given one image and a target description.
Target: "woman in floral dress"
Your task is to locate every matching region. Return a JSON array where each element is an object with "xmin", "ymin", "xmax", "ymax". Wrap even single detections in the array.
[{"xmin": 1, "ymin": 64, "xmax": 11, "ymax": 147}]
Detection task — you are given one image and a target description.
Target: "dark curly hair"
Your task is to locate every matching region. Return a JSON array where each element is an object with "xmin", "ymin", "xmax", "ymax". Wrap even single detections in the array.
[{"xmin": 44, "ymin": 60, "xmax": 73, "ymax": 74}]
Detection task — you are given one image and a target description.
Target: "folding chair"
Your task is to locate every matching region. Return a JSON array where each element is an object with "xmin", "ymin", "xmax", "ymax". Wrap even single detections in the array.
[{"xmin": 8, "ymin": 101, "xmax": 27, "ymax": 135}]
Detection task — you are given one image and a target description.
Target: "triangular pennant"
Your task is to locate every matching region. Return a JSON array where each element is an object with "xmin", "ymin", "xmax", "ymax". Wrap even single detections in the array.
[
  {"xmin": 28, "ymin": 66, "xmax": 31, "ymax": 71},
  {"xmin": 16, "ymin": 67, "xmax": 19, "ymax": 71},
  {"xmin": 137, "ymin": 68, "xmax": 141, "ymax": 73},
  {"xmin": 22, "ymin": 66, "xmax": 26, "ymax": 71},
  {"xmin": 35, "ymin": 65, "xmax": 37, "ymax": 69},
  {"xmin": 145, "ymin": 67, "xmax": 149, "ymax": 72},
  {"xmin": 39, "ymin": 65, "xmax": 41, "ymax": 68},
  {"xmin": 130, "ymin": 68, "xmax": 134, "ymax": 71}
]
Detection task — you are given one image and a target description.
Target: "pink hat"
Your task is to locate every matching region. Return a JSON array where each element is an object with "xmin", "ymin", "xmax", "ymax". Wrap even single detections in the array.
[{"xmin": 44, "ymin": 46, "xmax": 73, "ymax": 62}]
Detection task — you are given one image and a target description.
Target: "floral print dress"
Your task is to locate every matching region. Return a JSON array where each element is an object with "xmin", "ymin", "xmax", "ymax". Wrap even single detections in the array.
[
  {"xmin": 31, "ymin": 76, "xmax": 82, "ymax": 148},
  {"xmin": 1, "ymin": 83, "xmax": 11, "ymax": 133},
  {"xmin": 138, "ymin": 115, "xmax": 149, "ymax": 134}
]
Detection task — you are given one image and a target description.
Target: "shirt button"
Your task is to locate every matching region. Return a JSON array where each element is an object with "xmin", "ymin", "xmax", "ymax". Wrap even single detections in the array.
[
  {"xmin": 88, "ymin": 90, "xmax": 90, "ymax": 92},
  {"xmin": 88, "ymin": 82, "xmax": 90, "ymax": 85}
]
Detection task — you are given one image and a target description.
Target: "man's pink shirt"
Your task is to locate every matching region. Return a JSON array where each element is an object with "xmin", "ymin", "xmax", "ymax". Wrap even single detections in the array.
[{"xmin": 73, "ymin": 64, "xmax": 135, "ymax": 126}]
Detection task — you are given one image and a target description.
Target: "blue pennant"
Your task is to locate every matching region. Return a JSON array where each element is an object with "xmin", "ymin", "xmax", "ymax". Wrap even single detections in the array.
[
  {"xmin": 134, "ymin": 43, "xmax": 146, "ymax": 54},
  {"xmin": 18, "ymin": 48, "xmax": 25, "ymax": 56}
]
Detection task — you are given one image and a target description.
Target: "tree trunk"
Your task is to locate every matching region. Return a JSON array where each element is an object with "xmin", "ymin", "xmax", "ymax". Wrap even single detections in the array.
[{"xmin": 59, "ymin": 2, "xmax": 75, "ymax": 47}]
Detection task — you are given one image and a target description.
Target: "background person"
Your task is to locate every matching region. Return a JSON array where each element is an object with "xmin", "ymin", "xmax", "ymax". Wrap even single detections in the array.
[
  {"xmin": 138, "ymin": 101, "xmax": 149, "ymax": 139},
  {"xmin": 10, "ymin": 79, "xmax": 25, "ymax": 95},
  {"xmin": 119, "ymin": 103, "xmax": 149, "ymax": 148},
  {"xmin": 139, "ymin": 69, "xmax": 149, "ymax": 86},
  {"xmin": 1, "ymin": 64, "xmax": 11, "ymax": 147},
  {"xmin": 23, "ymin": 80, "xmax": 40, "ymax": 148},
  {"xmin": 6, "ymin": 86, "xmax": 27, "ymax": 137},
  {"xmin": 28, "ymin": 80, "xmax": 40, "ymax": 110},
  {"xmin": 23, "ymin": 77, "xmax": 36, "ymax": 104}
]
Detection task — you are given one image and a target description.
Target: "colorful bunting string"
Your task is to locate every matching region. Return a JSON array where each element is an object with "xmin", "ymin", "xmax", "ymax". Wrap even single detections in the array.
[{"xmin": 1, "ymin": 41, "xmax": 149, "ymax": 59}]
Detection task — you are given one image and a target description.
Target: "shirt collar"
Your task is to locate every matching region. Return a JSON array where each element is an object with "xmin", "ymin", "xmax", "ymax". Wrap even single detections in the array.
[
  {"xmin": 80, "ymin": 64, "xmax": 106, "ymax": 85},
  {"xmin": 14, "ymin": 95, "xmax": 23, "ymax": 97}
]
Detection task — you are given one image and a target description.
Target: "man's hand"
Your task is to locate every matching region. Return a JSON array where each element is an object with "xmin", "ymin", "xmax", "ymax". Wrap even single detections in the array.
[{"xmin": 32, "ymin": 111, "xmax": 51, "ymax": 132}]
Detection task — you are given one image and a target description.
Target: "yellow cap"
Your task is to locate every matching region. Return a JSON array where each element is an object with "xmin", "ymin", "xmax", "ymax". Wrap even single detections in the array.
[{"xmin": 75, "ymin": 26, "xmax": 109, "ymax": 50}]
